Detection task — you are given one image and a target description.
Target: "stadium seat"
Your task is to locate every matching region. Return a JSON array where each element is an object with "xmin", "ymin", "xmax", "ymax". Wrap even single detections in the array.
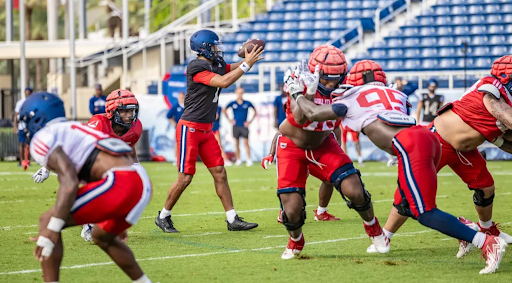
[
  {"xmin": 284, "ymin": 12, "xmax": 300, "ymax": 21},
  {"xmin": 299, "ymin": 11, "xmax": 315, "ymax": 20},
  {"xmin": 421, "ymin": 48, "xmax": 437, "ymax": 58},
  {"xmin": 330, "ymin": 10, "xmax": 346, "ymax": 19},
  {"xmin": 437, "ymin": 37, "xmax": 453, "ymax": 47},
  {"xmin": 298, "ymin": 31, "xmax": 314, "ymax": 40},
  {"xmin": 370, "ymin": 49, "xmax": 385, "ymax": 58},
  {"xmin": 266, "ymin": 32, "xmax": 281, "ymax": 41},
  {"xmin": 314, "ymin": 20, "xmax": 330, "ymax": 30},
  {"xmin": 296, "ymin": 51, "xmax": 310, "ymax": 60},
  {"xmin": 315, "ymin": 11, "xmax": 331, "ymax": 20},
  {"xmin": 297, "ymin": 41, "xmax": 314, "ymax": 50},
  {"xmin": 473, "ymin": 47, "xmax": 489, "ymax": 56},
  {"xmin": 438, "ymin": 47, "xmax": 454, "ymax": 57},
  {"xmin": 387, "ymin": 49, "xmax": 402, "ymax": 58},
  {"xmin": 285, "ymin": 2, "xmax": 300, "ymax": 11},
  {"xmin": 269, "ymin": 12, "xmax": 285, "ymax": 21},
  {"xmin": 422, "ymin": 59, "xmax": 437, "ymax": 70},
  {"xmin": 404, "ymin": 49, "xmax": 420, "ymax": 58},
  {"xmin": 437, "ymin": 26, "xmax": 451, "ymax": 36},
  {"xmin": 487, "ymin": 25, "xmax": 504, "ymax": 34},
  {"xmin": 330, "ymin": 20, "xmax": 345, "ymax": 29},
  {"xmin": 491, "ymin": 46, "xmax": 507, "ymax": 56},
  {"xmin": 236, "ymin": 33, "xmax": 250, "ymax": 42},
  {"xmin": 313, "ymin": 30, "xmax": 330, "ymax": 40},
  {"xmin": 283, "ymin": 31, "xmax": 299, "ymax": 40},
  {"xmin": 280, "ymin": 52, "xmax": 297, "ymax": 61},
  {"xmin": 404, "ymin": 59, "xmax": 421, "ymax": 70}
]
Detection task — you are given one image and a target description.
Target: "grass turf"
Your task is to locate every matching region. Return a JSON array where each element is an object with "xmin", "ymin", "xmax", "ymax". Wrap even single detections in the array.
[{"xmin": 1, "ymin": 161, "xmax": 512, "ymax": 282}]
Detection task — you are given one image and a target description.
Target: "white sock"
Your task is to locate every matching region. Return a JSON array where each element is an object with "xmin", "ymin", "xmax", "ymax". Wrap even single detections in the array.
[
  {"xmin": 479, "ymin": 219, "xmax": 493, "ymax": 229},
  {"xmin": 133, "ymin": 274, "xmax": 152, "ymax": 283},
  {"xmin": 317, "ymin": 206, "xmax": 327, "ymax": 214},
  {"xmin": 383, "ymin": 228, "xmax": 394, "ymax": 240},
  {"xmin": 159, "ymin": 208, "xmax": 171, "ymax": 219},
  {"xmin": 226, "ymin": 209, "xmax": 237, "ymax": 224},
  {"xmin": 472, "ymin": 231, "xmax": 487, "ymax": 249},
  {"xmin": 364, "ymin": 217, "xmax": 376, "ymax": 226},
  {"xmin": 291, "ymin": 233, "xmax": 303, "ymax": 242}
]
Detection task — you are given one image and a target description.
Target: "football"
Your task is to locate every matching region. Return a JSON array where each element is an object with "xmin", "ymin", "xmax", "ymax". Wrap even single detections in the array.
[{"xmin": 237, "ymin": 39, "xmax": 266, "ymax": 58}]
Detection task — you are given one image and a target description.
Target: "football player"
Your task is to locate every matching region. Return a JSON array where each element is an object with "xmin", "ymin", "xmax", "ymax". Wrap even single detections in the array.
[
  {"xmin": 155, "ymin": 29, "xmax": 263, "ymax": 233},
  {"xmin": 21, "ymin": 92, "xmax": 152, "ymax": 282},
  {"xmin": 275, "ymin": 45, "xmax": 387, "ymax": 260},
  {"xmin": 341, "ymin": 126, "xmax": 363, "ymax": 166},
  {"xmin": 379, "ymin": 55, "xmax": 512, "ymax": 258},
  {"xmin": 289, "ymin": 59, "xmax": 506, "ymax": 274}
]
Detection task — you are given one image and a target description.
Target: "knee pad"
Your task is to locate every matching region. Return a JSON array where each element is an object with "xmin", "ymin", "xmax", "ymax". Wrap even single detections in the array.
[
  {"xmin": 472, "ymin": 189, "xmax": 494, "ymax": 207},
  {"xmin": 277, "ymin": 188, "xmax": 306, "ymax": 231},
  {"xmin": 331, "ymin": 164, "xmax": 371, "ymax": 211},
  {"xmin": 344, "ymin": 188, "xmax": 372, "ymax": 212}
]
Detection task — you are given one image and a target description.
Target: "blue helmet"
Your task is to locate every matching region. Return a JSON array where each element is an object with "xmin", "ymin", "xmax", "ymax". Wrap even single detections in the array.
[
  {"xmin": 19, "ymin": 92, "xmax": 66, "ymax": 140},
  {"xmin": 190, "ymin": 30, "xmax": 224, "ymax": 63},
  {"xmin": 427, "ymin": 78, "xmax": 438, "ymax": 87}
]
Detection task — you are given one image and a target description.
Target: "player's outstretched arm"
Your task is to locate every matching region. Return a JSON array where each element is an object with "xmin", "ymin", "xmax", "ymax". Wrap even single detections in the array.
[
  {"xmin": 295, "ymin": 96, "xmax": 346, "ymax": 122},
  {"xmin": 483, "ymin": 93, "xmax": 512, "ymax": 130},
  {"xmin": 208, "ymin": 46, "xmax": 264, "ymax": 88}
]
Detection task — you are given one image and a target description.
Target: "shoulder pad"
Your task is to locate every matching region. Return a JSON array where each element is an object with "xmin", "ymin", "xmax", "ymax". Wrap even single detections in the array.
[{"xmin": 478, "ymin": 84, "xmax": 501, "ymax": 99}]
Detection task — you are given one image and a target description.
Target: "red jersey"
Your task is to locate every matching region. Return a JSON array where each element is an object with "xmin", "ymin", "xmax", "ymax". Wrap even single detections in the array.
[
  {"xmin": 449, "ymin": 76, "xmax": 512, "ymax": 141},
  {"xmin": 286, "ymin": 90, "xmax": 341, "ymax": 132},
  {"xmin": 87, "ymin": 114, "xmax": 142, "ymax": 147}
]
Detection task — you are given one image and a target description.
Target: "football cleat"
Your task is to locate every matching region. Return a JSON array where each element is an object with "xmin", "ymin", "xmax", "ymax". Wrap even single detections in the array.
[
  {"xmin": 314, "ymin": 210, "xmax": 340, "ymax": 221},
  {"xmin": 282, "ymin": 234, "xmax": 305, "ymax": 260},
  {"xmin": 358, "ymin": 157, "xmax": 364, "ymax": 167},
  {"xmin": 235, "ymin": 159, "xmax": 243, "ymax": 166},
  {"xmin": 364, "ymin": 218, "xmax": 390, "ymax": 254},
  {"xmin": 226, "ymin": 216, "xmax": 258, "ymax": 231},
  {"xmin": 81, "ymin": 224, "xmax": 93, "ymax": 242},
  {"xmin": 478, "ymin": 222, "xmax": 512, "ymax": 244},
  {"xmin": 480, "ymin": 235, "xmax": 507, "ymax": 274},
  {"xmin": 277, "ymin": 210, "xmax": 283, "ymax": 224},
  {"xmin": 457, "ymin": 216, "xmax": 480, "ymax": 259},
  {"xmin": 155, "ymin": 212, "xmax": 180, "ymax": 233}
]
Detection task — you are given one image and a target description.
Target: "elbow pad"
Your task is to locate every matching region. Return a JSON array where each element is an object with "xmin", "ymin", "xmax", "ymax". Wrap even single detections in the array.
[{"xmin": 332, "ymin": 103, "xmax": 348, "ymax": 118}]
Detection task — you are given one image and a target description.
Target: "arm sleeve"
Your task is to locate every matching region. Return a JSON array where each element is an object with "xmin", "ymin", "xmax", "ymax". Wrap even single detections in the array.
[
  {"xmin": 192, "ymin": 70, "xmax": 217, "ymax": 86},
  {"xmin": 226, "ymin": 101, "xmax": 234, "ymax": 109},
  {"xmin": 248, "ymin": 101, "xmax": 255, "ymax": 109},
  {"xmin": 89, "ymin": 98, "xmax": 95, "ymax": 114},
  {"xmin": 226, "ymin": 64, "xmax": 231, "ymax": 73},
  {"xmin": 30, "ymin": 128, "xmax": 57, "ymax": 167},
  {"xmin": 166, "ymin": 109, "xmax": 174, "ymax": 119}
]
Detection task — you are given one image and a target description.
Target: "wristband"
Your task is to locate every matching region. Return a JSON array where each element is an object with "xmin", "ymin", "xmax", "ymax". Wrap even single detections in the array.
[
  {"xmin": 291, "ymin": 92, "xmax": 304, "ymax": 101},
  {"xmin": 239, "ymin": 62, "xmax": 250, "ymax": 73},
  {"xmin": 47, "ymin": 217, "xmax": 65, "ymax": 233},
  {"xmin": 492, "ymin": 137, "xmax": 504, "ymax": 147}
]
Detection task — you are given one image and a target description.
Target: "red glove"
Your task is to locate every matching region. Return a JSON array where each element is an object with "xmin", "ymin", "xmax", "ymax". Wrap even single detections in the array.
[{"xmin": 261, "ymin": 154, "xmax": 274, "ymax": 170}]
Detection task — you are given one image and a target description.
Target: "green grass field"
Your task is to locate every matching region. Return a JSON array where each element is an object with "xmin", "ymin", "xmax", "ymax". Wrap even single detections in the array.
[{"xmin": 1, "ymin": 161, "xmax": 512, "ymax": 282}]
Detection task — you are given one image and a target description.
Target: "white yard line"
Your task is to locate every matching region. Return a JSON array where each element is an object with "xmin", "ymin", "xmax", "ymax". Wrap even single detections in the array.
[
  {"xmin": 0, "ymin": 200, "xmax": 24, "ymax": 204},
  {"xmin": 0, "ymin": 229, "xmax": 433, "ymax": 276},
  {"xmin": 263, "ymin": 235, "xmax": 288, "ymax": 238},
  {"xmin": 182, "ymin": 232, "xmax": 223, "ymax": 237}
]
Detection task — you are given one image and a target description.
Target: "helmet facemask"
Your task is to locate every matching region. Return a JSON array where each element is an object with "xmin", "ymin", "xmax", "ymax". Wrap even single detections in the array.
[{"xmin": 113, "ymin": 104, "xmax": 139, "ymax": 128}]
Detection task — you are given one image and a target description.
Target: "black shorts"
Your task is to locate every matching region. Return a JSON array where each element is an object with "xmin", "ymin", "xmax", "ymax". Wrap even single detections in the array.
[{"xmin": 233, "ymin": 126, "xmax": 249, "ymax": 139}]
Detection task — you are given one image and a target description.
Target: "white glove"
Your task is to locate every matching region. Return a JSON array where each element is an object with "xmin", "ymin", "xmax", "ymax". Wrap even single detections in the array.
[
  {"xmin": 284, "ymin": 66, "xmax": 304, "ymax": 100},
  {"xmin": 32, "ymin": 167, "xmax": 50, "ymax": 183},
  {"xmin": 300, "ymin": 60, "xmax": 320, "ymax": 96},
  {"xmin": 36, "ymin": 235, "xmax": 55, "ymax": 258}
]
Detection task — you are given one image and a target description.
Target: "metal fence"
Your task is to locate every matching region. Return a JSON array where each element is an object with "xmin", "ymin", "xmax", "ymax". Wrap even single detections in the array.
[{"xmin": 1, "ymin": 88, "xmax": 20, "ymax": 120}]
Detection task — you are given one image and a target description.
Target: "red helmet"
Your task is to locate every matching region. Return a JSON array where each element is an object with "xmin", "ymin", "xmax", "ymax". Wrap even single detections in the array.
[
  {"xmin": 346, "ymin": 60, "xmax": 387, "ymax": 86},
  {"xmin": 106, "ymin": 89, "xmax": 139, "ymax": 128},
  {"xmin": 491, "ymin": 55, "xmax": 512, "ymax": 85},
  {"xmin": 308, "ymin": 45, "xmax": 348, "ymax": 96}
]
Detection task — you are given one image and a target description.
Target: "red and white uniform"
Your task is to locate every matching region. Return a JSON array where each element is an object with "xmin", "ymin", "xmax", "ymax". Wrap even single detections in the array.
[
  {"xmin": 341, "ymin": 126, "xmax": 359, "ymax": 143},
  {"xmin": 30, "ymin": 121, "xmax": 152, "ymax": 234},
  {"xmin": 87, "ymin": 114, "xmax": 143, "ymax": 147},
  {"xmin": 277, "ymin": 91, "xmax": 350, "ymax": 191},
  {"xmin": 335, "ymin": 85, "xmax": 439, "ymax": 217},
  {"xmin": 428, "ymin": 76, "xmax": 511, "ymax": 189}
]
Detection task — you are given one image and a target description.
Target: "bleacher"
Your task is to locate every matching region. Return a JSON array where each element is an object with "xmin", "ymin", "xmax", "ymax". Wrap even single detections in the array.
[
  {"xmin": 358, "ymin": 0, "xmax": 512, "ymax": 74},
  {"xmin": 170, "ymin": 0, "xmax": 402, "ymax": 93}
]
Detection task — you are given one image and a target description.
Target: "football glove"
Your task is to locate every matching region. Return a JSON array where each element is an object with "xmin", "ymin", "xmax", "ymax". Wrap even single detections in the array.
[
  {"xmin": 261, "ymin": 154, "xmax": 274, "ymax": 170},
  {"xmin": 284, "ymin": 66, "xmax": 304, "ymax": 100},
  {"xmin": 300, "ymin": 60, "xmax": 320, "ymax": 96},
  {"xmin": 32, "ymin": 167, "xmax": 50, "ymax": 183}
]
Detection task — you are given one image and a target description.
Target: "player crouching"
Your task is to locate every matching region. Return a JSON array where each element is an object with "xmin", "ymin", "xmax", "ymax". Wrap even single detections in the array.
[{"xmin": 21, "ymin": 92, "xmax": 152, "ymax": 282}]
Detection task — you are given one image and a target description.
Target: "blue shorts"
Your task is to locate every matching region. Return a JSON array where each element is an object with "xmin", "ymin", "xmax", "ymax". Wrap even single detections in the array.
[{"xmin": 18, "ymin": 130, "xmax": 26, "ymax": 143}]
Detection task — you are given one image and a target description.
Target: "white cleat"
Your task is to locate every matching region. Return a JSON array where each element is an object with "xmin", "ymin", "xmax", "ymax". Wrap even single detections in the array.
[
  {"xmin": 246, "ymin": 160, "xmax": 254, "ymax": 167},
  {"xmin": 281, "ymin": 248, "xmax": 301, "ymax": 260},
  {"xmin": 364, "ymin": 220, "xmax": 390, "ymax": 254},
  {"xmin": 498, "ymin": 230, "xmax": 512, "ymax": 244},
  {"xmin": 457, "ymin": 216, "xmax": 480, "ymax": 259},
  {"xmin": 480, "ymin": 236, "xmax": 507, "ymax": 274},
  {"xmin": 235, "ymin": 159, "xmax": 243, "ymax": 166},
  {"xmin": 224, "ymin": 160, "xmax": 233, "ymax": 167},
  {"xmin": 358, "ymin": 157, "xmax": 364, "ymax": 167},
  {"xmin": 281, "ymin": 235, "xmax": 305, "ymax": 259},
  {"xmin": 81, "ymin": 224, "xmax": 93, "ymax": 242}
]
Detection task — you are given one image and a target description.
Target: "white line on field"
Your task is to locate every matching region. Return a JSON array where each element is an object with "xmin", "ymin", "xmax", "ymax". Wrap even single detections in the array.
[
  {"xmin": 0, "ymin": 224, "xmax": 38, "ymax": 230},
  {"xmin": 182, "ymin": 232, "xmax": 223, "ymax": 237},
  {"xmin": 0, "ymin": 200, "xmax": 24, "ymax": 204},
  {"xmin": 440, "ymin": 238, "xmax": 453, "ymax": 241},
  {"xmin": 0, "ymin": 229, "xmax": 433, "ymax": 276},
  {"xmin": 263, "ymin": 235, "xmax": 288, "ymax": 238}
]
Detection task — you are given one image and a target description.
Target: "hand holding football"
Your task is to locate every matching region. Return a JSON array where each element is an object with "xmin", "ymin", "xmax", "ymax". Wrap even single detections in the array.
[{"xmin": 238, "ymin": 39, "xmax": 266, "ymax": 58}]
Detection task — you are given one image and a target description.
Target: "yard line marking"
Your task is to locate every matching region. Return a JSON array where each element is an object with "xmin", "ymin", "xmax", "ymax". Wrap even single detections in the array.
[
  {"xmin": 182, "ymin": 232, "xmax": 223, "ymax": 237},
  {"xmin": 0, "ymin": 224, "xmax": 38, "ymax": 230},
  {"xmin": 0, "ymin": 200, "xmax": 24, "ymax": 204},
  {"xmin": 263, "ymin": 235, "xmax": 288, "ymax": 238},
  {"xmin": 0, "ymin": 229, "xmax": 433, "ymax": 276},
  {"xmin": 440, "ymin": 238, "xmax": 453, "ymax": 241}
]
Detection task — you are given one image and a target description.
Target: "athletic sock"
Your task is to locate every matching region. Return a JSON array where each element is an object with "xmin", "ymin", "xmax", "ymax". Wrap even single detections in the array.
[
  {"xmin": 417, "ymin": 208, "xmax": 477, "ymax": 243},
  {"xmin": 226, "ymin": 209, "xmax": 237, "ymax": 224},
  {"xmin": 291, "ymin": 233, "xmax": 303, "ymax": 242},
  {"xmin": 133, "ymin": 274, "xmax": 152, "ymax": 283},
  {"xmin": 317, "ymin": 206, "xmax": 327, "ymax": 214},
  {"xmin": 364, "ymin": 217, "xmax": 376, "ymax": 226},
  {"xmin": 159, "ymin": 208, "xmax": 171, "ymax": 219},
  {"xmin": 472, "ymin": 232, "xmax": 487, "ymax": 249},
  {"xmin": 479, "ymin": 219, "xmax": 493, "ymax": 229},
  {"xmin": 383, "ymin": 228, "xmax": 394, "ymax": 240}
]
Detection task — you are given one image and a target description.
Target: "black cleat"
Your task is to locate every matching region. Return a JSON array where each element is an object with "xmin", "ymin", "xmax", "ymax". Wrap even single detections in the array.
[
  {"xmin": 226, "ymin": 216, "xmax": 258, "ymax": 231},
  {"xmin": 155, "ymin": 211, "xmax": 180, "ymax": 233}
]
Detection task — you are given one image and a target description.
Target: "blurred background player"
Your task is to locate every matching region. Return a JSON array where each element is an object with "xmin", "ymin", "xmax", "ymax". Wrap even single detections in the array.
[
  {"xmin": 21, "ymin": 92, "xmax": 153, "ymax": 283},
  {"xmin": 224, "ymin": 87, "xmax": 257, "ymax": 166},
  {"xmin": 213, "ymin": 105, "xmax": 232, "ymax": 166},
  {"xmin": 292, "ymin": 59, "xmax": 506, "ymax": 274},
  {"xmin": 155, "ymin": 30, "xmax": 263, "ymax": 233},
  {"xmin": 89, "ymin": 84, "xmax": 107, "ymax": 116},
  {"xmin": 14, "ymin": 87, "xmax": 33, "ymax": 168},
  {"xmin": 416, "ymin": 79, "xmax": 444, "ymax": 126},
  {"xmin": 274, "ymin": 84, "xmax": 288, "ymax": 129},
  {"xmin": 167, "ymin": 92, "xmax": 185, "ymax": 165},
  {"xmin": 341, "ymin": 126, "xmax": 363, "ymax": 166}
]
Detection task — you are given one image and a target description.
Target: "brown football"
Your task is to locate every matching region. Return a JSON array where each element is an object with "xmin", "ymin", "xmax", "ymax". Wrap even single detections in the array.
[{"xmin": 238, "ymin": 39, "xmax": 266, "ymax": 58}]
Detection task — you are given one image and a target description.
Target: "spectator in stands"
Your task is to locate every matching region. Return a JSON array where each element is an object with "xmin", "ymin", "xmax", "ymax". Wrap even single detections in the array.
[
  {"xmin": 167, "ymin": 92, "xmax": 185, "ymax": 165},
  {"xmin": 394, "ymin": 77, "xmax": 418, "ymax": 97},
  {"xmin": 224, "ymin": 87, "xmax": 257, "ymax": 167},
  {"xmin": 89, "ymin": 84, "xmax": 107, "ymax": 116},
  {"xmin": 416, "ymin": 79, "xmax": 444, "ymax": 126},
  {"xmin": 13, "ymin": 87, "xmax": 33, "ymax": 166},
  {"xmin": 273, "ymin": 84, "xmax": 287, "ymax": 129}
]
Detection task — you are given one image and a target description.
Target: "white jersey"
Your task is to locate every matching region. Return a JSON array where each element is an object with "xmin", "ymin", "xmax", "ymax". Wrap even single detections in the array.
[
  {"xmin": 14, "ymin": 98, "xmax": 26, "ymax": 130},
  {"xmin": 334, "ymin": 85, "xmax": 412, "ymax": 132},
  {"xmin": 30, "ymin": 121, "xmax": 109, "ymax": 174}
]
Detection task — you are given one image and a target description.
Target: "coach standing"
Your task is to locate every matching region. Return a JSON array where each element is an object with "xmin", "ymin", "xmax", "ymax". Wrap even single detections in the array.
[
  {"xmin": 89, "ymin": 84, "xmax": 107, "ymax": 115},
  {"xmin": 155, "ymin": 30, "xmax": 264, "ymax": 233},
  {"xmin": 224, "ymin": 87, "xmax": 257, "ymax": 167}
]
